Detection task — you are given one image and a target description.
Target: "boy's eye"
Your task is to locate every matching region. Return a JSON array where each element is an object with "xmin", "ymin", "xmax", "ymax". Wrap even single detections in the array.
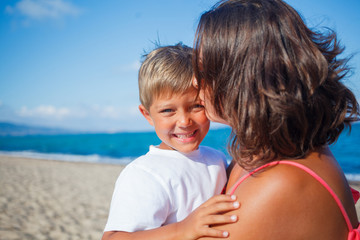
[
  {"xmin": 190, "ymin": 104, "xmax": 205, "ymax": 112},
  {"xmin": 160, "ymin": 109, "xmax": 174, "ymax": 113},
  {"xmin": 193, "ymin": 104, "xmax": 205, "ymax": 109}
]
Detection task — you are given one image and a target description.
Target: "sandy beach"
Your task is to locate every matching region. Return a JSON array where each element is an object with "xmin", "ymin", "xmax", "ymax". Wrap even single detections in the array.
[
  {"xmin": 1, "ymin": 155, "xmax": 359, "ymax": 240},
  {"xmin": 0, "ymin": 155, "xmax": 125, "ymax": 240}
]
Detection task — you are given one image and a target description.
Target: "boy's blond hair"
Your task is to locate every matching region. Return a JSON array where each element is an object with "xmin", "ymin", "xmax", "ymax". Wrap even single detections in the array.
[{"xmin": 138, "ymin": 43, "xmax": 194, "ymax": 110}]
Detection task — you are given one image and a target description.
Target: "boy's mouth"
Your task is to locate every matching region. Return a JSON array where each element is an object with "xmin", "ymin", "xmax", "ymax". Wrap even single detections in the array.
[{"xmin": 172, "ymin": 130, "xmax": 197, "ymax": 140}]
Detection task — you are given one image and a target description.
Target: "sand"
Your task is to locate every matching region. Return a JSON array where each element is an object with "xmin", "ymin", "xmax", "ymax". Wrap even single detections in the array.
[
  {"xmin": 0, "ymin": 155, "xmax": 359, "ymax": 240},
  {"xmin": 0, "ymin": 155, "xmax": 125, "ymax": 240}
]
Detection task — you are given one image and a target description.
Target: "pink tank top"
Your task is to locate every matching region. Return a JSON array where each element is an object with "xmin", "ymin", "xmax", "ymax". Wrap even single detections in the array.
[{"xmin": 229, "ymin": 161, "xmax": 360, "ymax": 240}]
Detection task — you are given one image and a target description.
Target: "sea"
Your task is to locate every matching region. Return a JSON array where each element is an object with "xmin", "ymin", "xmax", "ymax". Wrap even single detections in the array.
[{"xmin": 1, "ymin": 124, "xmax": 360, "ymax": 181}]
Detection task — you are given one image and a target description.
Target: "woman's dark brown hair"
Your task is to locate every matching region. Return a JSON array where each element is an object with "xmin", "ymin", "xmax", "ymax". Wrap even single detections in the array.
[{"xmin": 193, "ymin": 0, "xmax": 359, "ymax": 170}]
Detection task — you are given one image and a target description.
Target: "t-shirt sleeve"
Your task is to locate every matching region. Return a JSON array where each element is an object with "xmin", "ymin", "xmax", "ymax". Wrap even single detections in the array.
[
  {"xmin": 104, "ymin": 164, "xmax": 171, "ymax": 232},
  {"xmin": 219, "ymin": 151, "xmax": 228, "ymax": 168},
  {"xmin": 211, "ymin": 147, "xmax": 228, "ymax": 169}
]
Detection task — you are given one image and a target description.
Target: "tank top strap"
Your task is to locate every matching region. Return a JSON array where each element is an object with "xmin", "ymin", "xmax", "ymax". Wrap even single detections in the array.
[
  {"xmin": 228, "ymin": 161, "xmax": 280, "ymax": 195},
  {"xmin": 228, "ymin": 160, "xmax": 358, "ymax": 233},
  {"xmin": 348, "ymin": 227, "xmax": 360, "ymax": 240}
]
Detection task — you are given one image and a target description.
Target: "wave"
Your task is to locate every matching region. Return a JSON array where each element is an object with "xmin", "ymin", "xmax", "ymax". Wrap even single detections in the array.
[
  {"xmin": 1, "ymin": 150, "xmax": 359, "ymax": 182},
  {"xmin": 345, "ymin": 173, "xmax": 360, "ymax": 182},
  {"xmin": 0, "ymin": 150, "xmax": 134, "ymax": 165}
]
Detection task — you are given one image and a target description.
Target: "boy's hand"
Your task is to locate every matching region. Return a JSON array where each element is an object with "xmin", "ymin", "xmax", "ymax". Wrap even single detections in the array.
[{"xmin": 177, "ymin": 194, "xmax": 240, "ymax": 239}]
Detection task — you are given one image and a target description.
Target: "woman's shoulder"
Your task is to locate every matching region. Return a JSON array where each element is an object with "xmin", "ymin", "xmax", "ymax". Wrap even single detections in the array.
[
  {"xmin": 233, "ymin": 154, "xmax": 350, "ymax": 208},
  {"xmin": 224, "ymin": 158, "xmax": 350, "ymax": 239},
  {"xmin": 233, "ymin": 160, "xmax": 314, "ymax": 202},
  {"xmin": 232, "ymin": 148, "xmax": 348, "ymax": 198}
]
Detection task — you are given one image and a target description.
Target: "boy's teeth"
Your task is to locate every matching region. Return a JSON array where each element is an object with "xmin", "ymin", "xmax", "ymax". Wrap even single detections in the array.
[{"xmin": 175, "ymin": 132, "xmax": 195, "ymax": 139}]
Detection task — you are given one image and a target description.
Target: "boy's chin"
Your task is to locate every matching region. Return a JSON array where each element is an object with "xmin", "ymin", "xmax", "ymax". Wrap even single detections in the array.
[
  {"xmin": 159, "ymin": 142, "xmax": 199, "ymax": 153},
  {"xmin": 174, "ymin": 143, "xmax": 201, "ymax": 153}
]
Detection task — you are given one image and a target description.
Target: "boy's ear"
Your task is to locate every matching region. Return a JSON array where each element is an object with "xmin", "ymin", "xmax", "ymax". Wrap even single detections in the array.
[{"xmin": 139, "ymin": 105, "xmax": 154, "ymax": 126}]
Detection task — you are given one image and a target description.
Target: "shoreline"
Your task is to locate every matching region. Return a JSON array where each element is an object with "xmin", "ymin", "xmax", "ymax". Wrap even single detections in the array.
[{"xmin": 0, "ymin": 155, "xmax": 359, "ymax": 239}]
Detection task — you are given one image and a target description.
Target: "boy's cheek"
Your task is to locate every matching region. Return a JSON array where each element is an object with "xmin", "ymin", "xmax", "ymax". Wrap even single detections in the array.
[{"xmin": 199, "ymin": 113, "xmax": 211, "ymax": 125}]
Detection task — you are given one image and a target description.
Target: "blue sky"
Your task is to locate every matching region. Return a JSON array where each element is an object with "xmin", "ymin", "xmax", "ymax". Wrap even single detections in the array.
[{"xmin": 1, "ymin": 0, "xmax": 359, "ymax": 132}]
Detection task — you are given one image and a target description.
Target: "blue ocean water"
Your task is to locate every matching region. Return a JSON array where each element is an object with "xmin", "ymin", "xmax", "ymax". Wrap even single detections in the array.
[{"xmin": 0, "ymin": 125, "xmax": 359, "ymax": 180}]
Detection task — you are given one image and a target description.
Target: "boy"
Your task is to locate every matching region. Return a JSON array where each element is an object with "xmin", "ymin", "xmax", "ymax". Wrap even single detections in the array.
[{"xmin": 102, "ymin": 43, "xmax": 239, "ymax": 240}]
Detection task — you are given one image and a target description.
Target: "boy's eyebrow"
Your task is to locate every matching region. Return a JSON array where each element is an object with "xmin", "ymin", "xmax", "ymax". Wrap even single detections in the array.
[
  {"xmin": 153, "ymin": 102, "xmax": 174, "ymax": 109},
  {"xmin": 155, "ymin": 100, "xmax": 201, "ymax": 109}
]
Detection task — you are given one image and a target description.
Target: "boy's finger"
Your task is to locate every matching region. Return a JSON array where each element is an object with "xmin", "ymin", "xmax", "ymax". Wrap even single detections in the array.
[
  {"xmin": 204, "ymin": 214, "xmax": 238, "ymax": 225},
  {"xmin": 201, "ymin": 200, "xmax": 240, "ymax": 215},
  {"xmin": 201, "ymin": 228, "xmax": 230, "ymax": 238},
  {"xmin": 201, "ymin": 194, "xmax": 237, "ymax": 208}
]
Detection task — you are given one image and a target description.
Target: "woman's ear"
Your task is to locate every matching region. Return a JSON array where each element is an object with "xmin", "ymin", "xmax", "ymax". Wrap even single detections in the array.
[{"xmin": 138, "ymin": 105, "xmax": 154, "ymax": 126}]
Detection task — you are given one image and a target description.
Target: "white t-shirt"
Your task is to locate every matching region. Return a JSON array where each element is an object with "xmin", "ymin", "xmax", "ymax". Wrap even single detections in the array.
[{"xmin": 104, "ymin": 145, "xmax": 227, "ymax": 232}]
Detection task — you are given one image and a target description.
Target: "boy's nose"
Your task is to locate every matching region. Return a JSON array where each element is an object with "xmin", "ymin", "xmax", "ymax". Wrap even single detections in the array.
[{"xmin": 178, "ymin": 114, "xmax": 192, "ymax": 127}]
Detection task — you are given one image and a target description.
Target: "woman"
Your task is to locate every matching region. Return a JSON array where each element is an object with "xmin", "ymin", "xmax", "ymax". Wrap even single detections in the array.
[{"xmin": 193, "ymin": 0, "xmax": 360, "ymax": 239}]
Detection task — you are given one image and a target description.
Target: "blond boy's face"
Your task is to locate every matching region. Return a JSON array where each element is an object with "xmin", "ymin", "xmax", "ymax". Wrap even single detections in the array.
[{"xmin": 139, "ymin": 89, "xmax": 210, "ymax": 153}]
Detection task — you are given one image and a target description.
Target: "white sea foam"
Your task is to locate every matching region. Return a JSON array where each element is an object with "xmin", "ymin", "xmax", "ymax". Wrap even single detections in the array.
[
  {"xmin": 1, "ymin": 150, "xmax": 359, "ymax": 182},
  {"xmin": 345, "ymin": 173, "xmax": 360, "ymax": 182},
  {"xmin": 0, "ymin": 150, "xmax": 134, "ymax": 165}
]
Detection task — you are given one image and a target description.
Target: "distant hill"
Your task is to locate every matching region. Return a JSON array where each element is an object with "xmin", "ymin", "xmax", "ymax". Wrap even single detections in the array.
[{"xmin": 0, "ymin": 122, "xmax": 77, "ymax": 136}]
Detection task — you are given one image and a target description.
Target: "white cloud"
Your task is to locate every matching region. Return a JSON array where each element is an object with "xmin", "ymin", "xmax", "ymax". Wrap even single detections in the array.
[
  {"xmin": 11, "ymin": 104, "xmax": 147, "ymax": 131},
  {"xmin": 119, "ymin": 61, "xmax": 141, "ymax": 72},
  {"xmin": 16, "ymin": 104, "xmax": 134, "ymax": 121},
  {"xmin": 129, "ymin": 105, "xmax": 140, "ymax": 116},
  {"xmin": 90, "ymin": 104, "xmax": 141, "ymax": 119},
  {"xmin": 19, "ymin": 105, "xmax": 71, "ymax": 119},
  {"xmin": 6, "ymin": 0, "xmax": 81, "ymax": 20},
  {"xmin": 91, "ymin": 104, "xmax": 122, "ymax": 119},
  {"xmin": 101, "ymin": 106, "xmax": 118, "ymax": 118},
  {"xmin": 3, "ymin": 103, "xmax": 147, "ymax": 132}
]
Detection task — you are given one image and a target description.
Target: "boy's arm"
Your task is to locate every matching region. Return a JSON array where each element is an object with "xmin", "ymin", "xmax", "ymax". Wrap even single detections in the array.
[
  {"xmin": 104, "ymin": 164, "xmax": 171, "ymax": 233},
  {"xmin": 102, "ymin": 194, "xmax": 240, "ymax": 240}
]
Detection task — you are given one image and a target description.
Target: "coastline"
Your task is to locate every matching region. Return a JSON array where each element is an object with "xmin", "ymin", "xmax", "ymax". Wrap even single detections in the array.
[{"xmin": 0, "ymin": 155, "xmax": 359, "ymax": 239}]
